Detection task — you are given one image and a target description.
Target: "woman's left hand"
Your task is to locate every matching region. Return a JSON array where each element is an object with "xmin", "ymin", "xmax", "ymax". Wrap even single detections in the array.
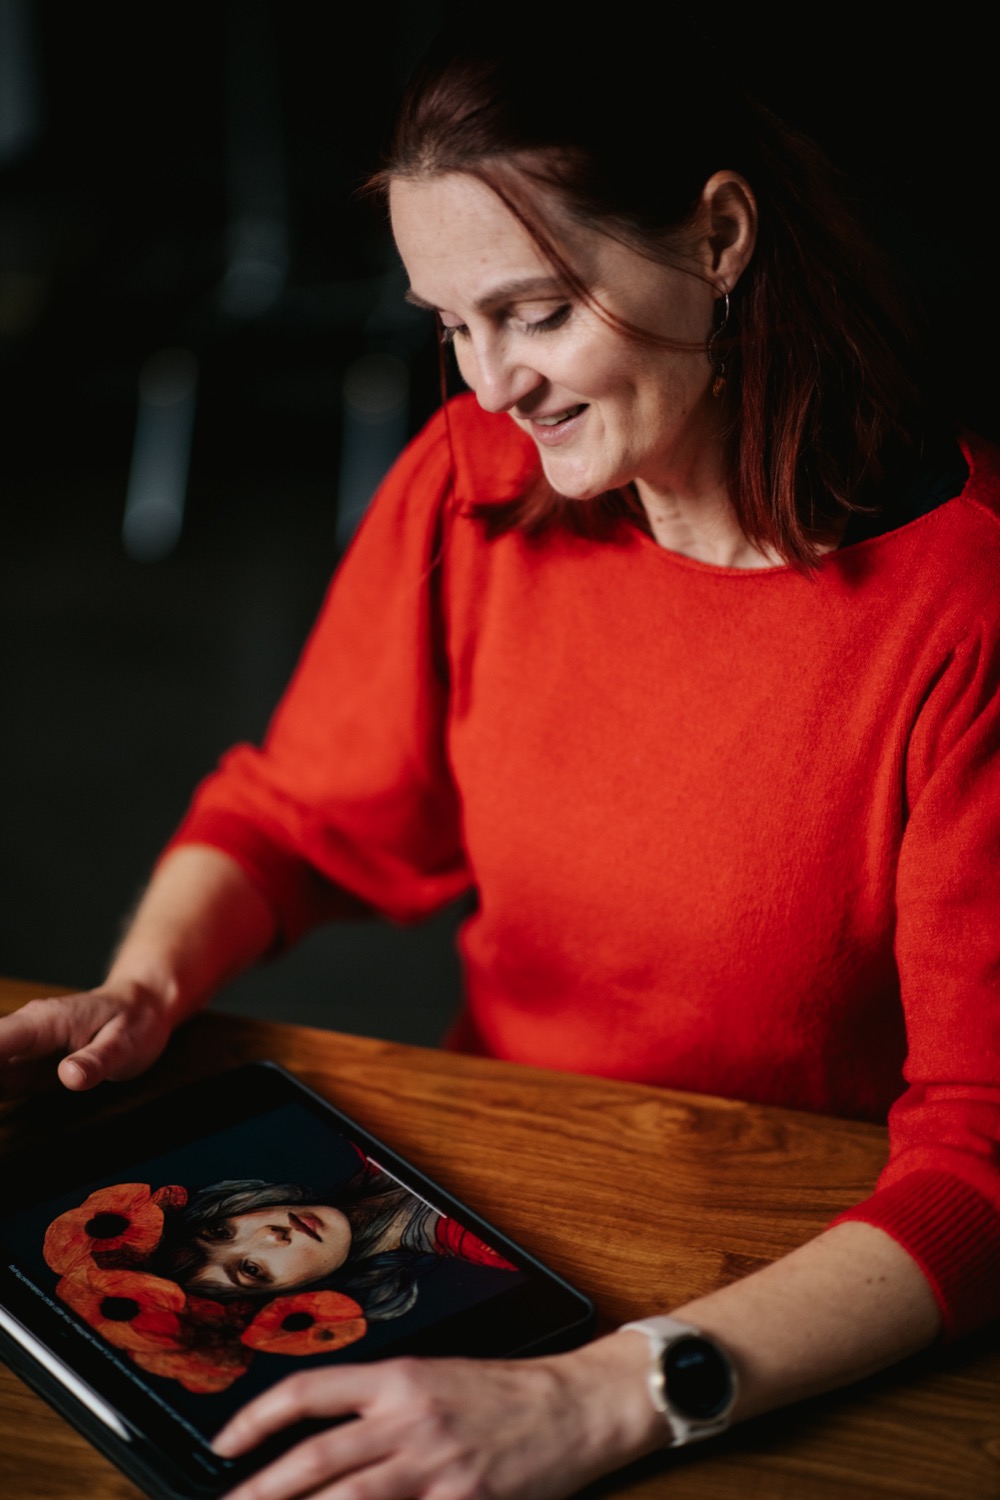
[{"xmin": 214, "ymin": 1336, "xmax": 660, "ymax": 1500}]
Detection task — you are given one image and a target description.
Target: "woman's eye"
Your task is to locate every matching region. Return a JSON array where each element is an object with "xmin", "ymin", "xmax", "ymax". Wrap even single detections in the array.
[
  {"xmin": 200, "ymin": 1223, "xmax": 234, "ymax": 1243},
  {"xmin": 518, "ymin": 304, "xmax": 571, "ymax": 336},
  {"xmin": 240, "ymin": 1259, "xmax": 266, "ymax": 1282},
  {"xmin": 438, "ymin": 304, "xmax": 570, "ymax": 347}
]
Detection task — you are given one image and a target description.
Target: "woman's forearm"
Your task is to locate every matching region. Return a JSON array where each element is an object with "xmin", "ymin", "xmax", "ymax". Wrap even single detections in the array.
[
  {"xmin": 103, "ymin": 843, "xmax": 277, "ymax": 1025},
  {"xmin": 546, "ymin": 1222, "xmax": 944, "ymax": 1480},
  {"xmin": 613, "ymin": 1220, "xmax": 942, "ymax": 1433}
]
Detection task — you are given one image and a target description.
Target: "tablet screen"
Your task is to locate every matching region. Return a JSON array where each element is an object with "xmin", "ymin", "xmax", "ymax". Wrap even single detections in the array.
[{"xmin": 0, "ymin": 1063, "xmax": 592, "ymax": 1493}]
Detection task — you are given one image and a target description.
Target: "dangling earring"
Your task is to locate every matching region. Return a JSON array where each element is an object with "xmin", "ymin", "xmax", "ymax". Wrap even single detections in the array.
[{"xmin": 707, "ymin": 291, "xmax": 730, "ymax": 399}]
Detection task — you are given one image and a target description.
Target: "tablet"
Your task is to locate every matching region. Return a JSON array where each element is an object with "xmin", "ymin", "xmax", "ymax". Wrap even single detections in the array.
[{"xmin": 0, "ymin": 1060, "xmax": 596, "ymax": 1499}]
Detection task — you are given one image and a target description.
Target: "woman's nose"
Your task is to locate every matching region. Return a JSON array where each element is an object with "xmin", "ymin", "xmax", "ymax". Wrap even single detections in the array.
[{"xmin": 465, "ymin": 341, "xmax": 543, "ymax": 415}]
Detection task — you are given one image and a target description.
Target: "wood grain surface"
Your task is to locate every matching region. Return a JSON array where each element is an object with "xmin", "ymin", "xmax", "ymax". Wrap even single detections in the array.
[{"xmin": 1, "ymin": 978, "xmax": 998, "ymax": 1499}]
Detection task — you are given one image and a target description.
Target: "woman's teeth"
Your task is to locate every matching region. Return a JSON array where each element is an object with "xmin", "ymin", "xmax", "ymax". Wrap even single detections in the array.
[{"xmin": 534, "ymin": 405, "xmax": 585, "ymax": 426}]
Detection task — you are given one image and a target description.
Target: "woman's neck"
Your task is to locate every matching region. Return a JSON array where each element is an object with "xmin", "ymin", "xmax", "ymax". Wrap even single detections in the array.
[
  {"xmin": 633, "ymin": 477, "xmax": 783, "ymax": 568},
  {"xmin": 633, "ymin": 479, "xmax": 845, "ymax": 568}
]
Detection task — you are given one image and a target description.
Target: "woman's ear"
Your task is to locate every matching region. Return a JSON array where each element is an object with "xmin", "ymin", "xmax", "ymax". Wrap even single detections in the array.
[{"xmin": 697, "ymin": 171, "xmax": 757, "ymax": 294}]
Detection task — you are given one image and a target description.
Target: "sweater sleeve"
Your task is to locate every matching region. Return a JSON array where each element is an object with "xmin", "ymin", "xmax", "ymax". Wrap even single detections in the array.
[
  {"xmin": 165, "ymin": 406, "xmax": 473, "ymax": 942},
  {"xmin": 833, "ymin": 618, "xmax": 1000, "ymax": 1338}
]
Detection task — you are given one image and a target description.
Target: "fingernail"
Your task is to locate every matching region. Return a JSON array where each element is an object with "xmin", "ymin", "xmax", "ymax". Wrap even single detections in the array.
[{"xmin": 61, "ymin": 1060, "xmax": 86, "ymax": 1088}]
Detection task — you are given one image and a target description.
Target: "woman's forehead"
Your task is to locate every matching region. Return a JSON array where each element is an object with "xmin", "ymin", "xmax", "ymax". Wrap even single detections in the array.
[
  {"xmin": 390, "ymin": 172, "xmax": 615, "ymax": 310},
  {"xmin": 391, "ymin": 174, "xmax": 551, "ymax": 268}
]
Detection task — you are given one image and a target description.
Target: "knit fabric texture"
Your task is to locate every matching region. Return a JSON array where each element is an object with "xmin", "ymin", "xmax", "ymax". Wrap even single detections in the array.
[{"xmin": 169, "ymin": 396, "xmax": 1000, "ymax": 1337}]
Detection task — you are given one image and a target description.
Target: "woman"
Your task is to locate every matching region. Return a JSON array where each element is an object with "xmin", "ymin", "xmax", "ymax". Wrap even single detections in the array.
[
  {"xmin": 2, "ymin": 18, "xmax": 999, "ymax": 1500},
  {"xmin": 157, "ymin": 1171, "xmax": 512, "ymax": 1315},
  {"xmin": 159, "ymin": 1174, "xmax": 445, "ymax": 1318}
]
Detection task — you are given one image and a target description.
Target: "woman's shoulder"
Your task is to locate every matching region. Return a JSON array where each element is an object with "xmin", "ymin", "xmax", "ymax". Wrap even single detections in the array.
[
  {"xmin": 890, "ymin": 430, "xmax": 1000, "ymax": 654},
  {"xmin": 849, "ymin": 430, "xmax": 1000, "ymax": 580}
]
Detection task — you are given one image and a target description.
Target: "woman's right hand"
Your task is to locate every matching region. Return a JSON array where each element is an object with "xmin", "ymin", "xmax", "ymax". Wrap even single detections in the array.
[
  {"xmin": 0, "ymin": 847, "xmax": 278, "ymax": 1100},
  {"xmin": 0, "ymin": 983, "xmax": 172, "ymax": 1097}
]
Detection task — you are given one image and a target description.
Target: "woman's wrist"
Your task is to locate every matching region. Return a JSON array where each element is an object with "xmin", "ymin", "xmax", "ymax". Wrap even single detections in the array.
[
  {"xmin": 99, "ymin": 965, "xmax": 180, "ymax": 1027},
  {"xmin": 543, "ymin": 1330, "xmax": 673, "ymax": 1474}
]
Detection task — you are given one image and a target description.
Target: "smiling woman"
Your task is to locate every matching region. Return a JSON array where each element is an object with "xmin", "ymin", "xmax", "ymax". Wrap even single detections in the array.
[
  {"xmin": 3, "ymin": 12, "xmax": 1000, "ymax": 1500},
  {"xmin": 391, "ymin": 168, "xmax": 756, "ymax": 554}
]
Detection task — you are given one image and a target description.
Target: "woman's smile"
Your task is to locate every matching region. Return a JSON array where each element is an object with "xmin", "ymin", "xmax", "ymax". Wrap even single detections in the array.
[{"xmin": 524, "ymin": 404, "xmax": 588, "ymax": 443}]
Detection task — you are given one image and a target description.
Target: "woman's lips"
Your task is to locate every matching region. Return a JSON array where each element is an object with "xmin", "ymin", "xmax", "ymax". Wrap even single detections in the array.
[
  {"xmin": 526, "ymin": 404, "xmax": 587, "ymax": 446},
  {"xmin": 289, "ymin": 1212, "xmax": 323, "ymax": 1241}
]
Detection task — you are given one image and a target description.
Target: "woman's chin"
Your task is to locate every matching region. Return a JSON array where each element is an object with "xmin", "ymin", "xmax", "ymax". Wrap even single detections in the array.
[{"xmin": 537, "ymin": 457, "xmax": 614, "ymax": 503}]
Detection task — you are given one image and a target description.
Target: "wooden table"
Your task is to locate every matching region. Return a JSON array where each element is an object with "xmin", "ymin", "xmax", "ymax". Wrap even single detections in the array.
[{"xmin": 1, "ymin": 976, "xmax": 998, "ymax": 1499}]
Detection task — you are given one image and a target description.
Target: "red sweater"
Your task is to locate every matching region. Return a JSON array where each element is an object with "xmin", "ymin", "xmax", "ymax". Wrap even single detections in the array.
[{"xmin": 170, "ymin": 396, "xmax": 1000, "ymax": 1337}]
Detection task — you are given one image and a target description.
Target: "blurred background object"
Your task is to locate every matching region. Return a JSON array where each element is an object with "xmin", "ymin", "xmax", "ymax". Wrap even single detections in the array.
[{"xmin": 1, "ymin": 3, "xmax": 995, "ymax": 1043}]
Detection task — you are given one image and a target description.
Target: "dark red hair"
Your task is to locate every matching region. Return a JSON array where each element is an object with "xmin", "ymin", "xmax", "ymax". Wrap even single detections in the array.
[{"xmin": 373, "ymin": 21, "xmax": 934, "ymax": 567}]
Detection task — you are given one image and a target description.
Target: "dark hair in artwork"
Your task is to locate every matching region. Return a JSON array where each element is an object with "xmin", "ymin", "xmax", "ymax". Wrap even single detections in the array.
[
  {"xmin": 374, "ymin": 19, "xmax": 936, "ymax": 567},
  {"xmin": 156, "ymin": 1175, "xmax": 436, "ymax": 1320}
]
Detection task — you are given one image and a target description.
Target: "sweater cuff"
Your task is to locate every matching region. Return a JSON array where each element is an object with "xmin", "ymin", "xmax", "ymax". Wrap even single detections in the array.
[
  {"xmin": 162, "ymin": 808, "xmax": 371, "ymax": 947},
  {"xmin": 831, "ymin": 1169, "xmax": 1000, "ymax": 1340}
]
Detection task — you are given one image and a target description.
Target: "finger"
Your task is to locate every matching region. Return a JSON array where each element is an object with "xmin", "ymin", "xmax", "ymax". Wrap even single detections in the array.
[
  {"xmin": 215, "ymin": 1369, "xmax": 376, "ymax": 1457},
  {"xmin": 57, "ymin": 1051, "xmax": 103, "ymax": 1090},
  {"xmin": 61, "ymin": 1009, "xmax": 158, "ymax": 1089},
  {"xmin": 58, "ymin": 1012, "xmax": 132, "ymax": 1090},
  {"xmin": 222, "ymin": 1419, "xmax": 399, "ymax": 1500},
  {"xmin": 0, "ymin": 1002, "xmax": 83, "ymax": 1096},
  {"xmin": 58, "ymin": 1037, "xmax": 138, "ymax": 1091},
  {"xmin": 0, "ymin": 992, "xmax": 164, "ymax": 1099},
  {"xmin": 0, "ymin": 998, "xmax": 78, "ymax": 1065}
]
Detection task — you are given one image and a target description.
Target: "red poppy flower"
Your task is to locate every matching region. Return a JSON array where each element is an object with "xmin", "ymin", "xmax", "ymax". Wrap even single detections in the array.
[
  {"xmin": 44, "ymin": 1183, "xmax": 164, "ymax": 1275},
  {"xmin": 241, "ymin": 1292, "xmax": 367, "ymax": 1357},
  {"xmin": 130, "ymin": 1342, "xmax": 252, "ymax": 1393},
  {"xmin": 127, "ymin": 1293, "xmax": 254, "ymax": 1392},
  {"xmin": 185, "ymin": 1294, "xmax": 248, "ymax": 1328},
  {"xmin": 151, "ymin": 1184, "xmax": 188, "ymax": 1211},
  {"xmin": 434, "ymin": 1217, "xmax": 517, "ymax": 1270},
  {"xmin": 56, "ymin": 1266, "xmax": 185, "ymax": 1353}
]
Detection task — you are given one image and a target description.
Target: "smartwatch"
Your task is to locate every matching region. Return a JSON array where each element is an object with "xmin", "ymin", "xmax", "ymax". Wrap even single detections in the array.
[{"xmin": 619, "ymin": 1315, "xmax": 737, "ymax": 1447}]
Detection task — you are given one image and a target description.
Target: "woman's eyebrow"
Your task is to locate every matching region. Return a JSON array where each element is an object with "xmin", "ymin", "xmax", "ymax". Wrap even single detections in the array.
[{"xmin": 404, "ymin": 276, "xmax": 567, "ymax": 314}]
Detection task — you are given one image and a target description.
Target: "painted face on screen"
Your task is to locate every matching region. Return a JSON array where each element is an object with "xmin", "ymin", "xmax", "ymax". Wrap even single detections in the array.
[
  {"xmin": 188, "ymin": 1205, "xmax": 353, "ymax": 1293},
  {"xmin": 390, "ymin": 171, "xmax": 724, "ymax": 508}
]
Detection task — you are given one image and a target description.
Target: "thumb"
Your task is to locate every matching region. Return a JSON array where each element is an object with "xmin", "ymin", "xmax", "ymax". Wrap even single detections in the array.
[
  {"xmin": 57, "ymin": 1008, "xmax": 164, "ymax": 1091},
  {"xmin": 57, "ymin": 1050, "xmax": 105, "ymax": 1090}
]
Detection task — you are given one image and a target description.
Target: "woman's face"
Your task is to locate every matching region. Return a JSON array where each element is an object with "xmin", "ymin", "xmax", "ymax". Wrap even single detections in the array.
[
  {"xmin": 189, "ymin": 1205, "xmax": 352, "ymax": 1294},
  {"xmin": 390, "ymin": 170, "xmax": 725, "ymax": 510}
]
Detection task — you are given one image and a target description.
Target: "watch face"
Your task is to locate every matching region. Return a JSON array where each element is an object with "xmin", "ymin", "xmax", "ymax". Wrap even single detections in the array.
[{"xmin": 664, "ymin": 1335, "xmax": 734, "ymax": 1421}]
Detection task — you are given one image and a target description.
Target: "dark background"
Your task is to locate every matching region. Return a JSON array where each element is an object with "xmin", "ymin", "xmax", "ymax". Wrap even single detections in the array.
[{"xmin": 2, "ymin": 4, "xmax": 995, "ymax": 1044}]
